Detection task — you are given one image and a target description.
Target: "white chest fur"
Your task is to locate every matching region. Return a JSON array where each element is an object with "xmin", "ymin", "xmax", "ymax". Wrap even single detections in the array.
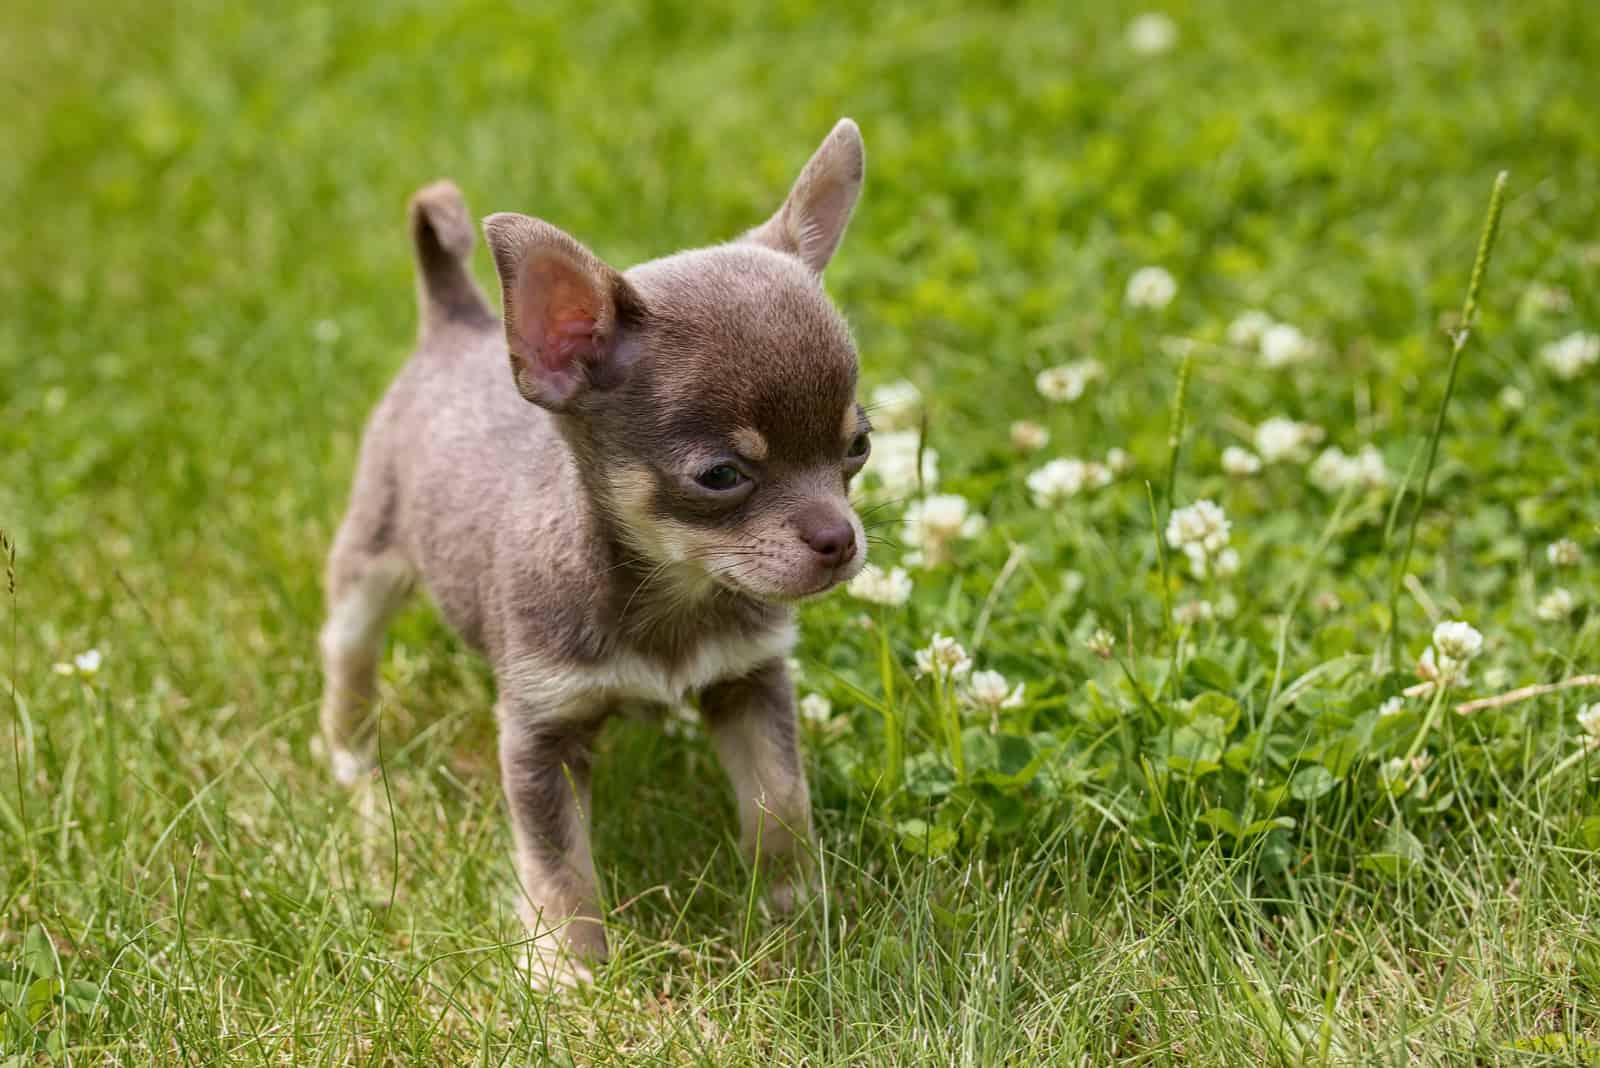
[{"xmin": 501, "ymin": 622, "xmax": 797, "ymax": 716}]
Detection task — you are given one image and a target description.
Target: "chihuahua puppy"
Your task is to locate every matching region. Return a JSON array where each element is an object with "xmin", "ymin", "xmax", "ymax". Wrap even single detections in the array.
[{"xmin": 319, "ymin": 120, "xmax": 869, "ymax": 982}]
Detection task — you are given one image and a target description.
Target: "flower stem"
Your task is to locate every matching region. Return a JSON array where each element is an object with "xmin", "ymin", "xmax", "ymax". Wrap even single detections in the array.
[{"xmin": 1386, "ymin": 172, "xmax": 1508, "ymax": 667}]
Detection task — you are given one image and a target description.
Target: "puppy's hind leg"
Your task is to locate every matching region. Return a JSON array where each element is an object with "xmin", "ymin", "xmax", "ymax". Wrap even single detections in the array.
[{"xmin": 319, "ymin": 503, "xmax": 413, "ymax": 786}]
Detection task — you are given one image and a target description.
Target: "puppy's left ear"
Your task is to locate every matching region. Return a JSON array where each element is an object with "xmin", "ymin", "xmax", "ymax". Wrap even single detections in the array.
[
  {"xmin": 483, "ymin": 213, "xmax": 646, "ymax": 411},
  {"xmin": 744, "ymin": 118, "xmax": 865, "ymax": 274}
]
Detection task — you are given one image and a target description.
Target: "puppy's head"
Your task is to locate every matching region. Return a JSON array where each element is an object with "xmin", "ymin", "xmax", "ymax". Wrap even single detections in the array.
[{"xmin": 484, "ymin": 119, "xmax": 870, "ymax": 602}]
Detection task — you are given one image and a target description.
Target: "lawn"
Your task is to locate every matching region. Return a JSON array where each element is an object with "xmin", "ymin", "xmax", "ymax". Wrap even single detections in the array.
[{"xmin": 4, "ymin": 0, "xmax": 1600, "ymax": 1062}]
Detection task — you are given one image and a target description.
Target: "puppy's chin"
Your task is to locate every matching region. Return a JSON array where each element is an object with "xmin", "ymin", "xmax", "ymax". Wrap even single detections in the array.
[{"xmin": 707, "ymin": 555, "xmax": 866, "ymax": 604}]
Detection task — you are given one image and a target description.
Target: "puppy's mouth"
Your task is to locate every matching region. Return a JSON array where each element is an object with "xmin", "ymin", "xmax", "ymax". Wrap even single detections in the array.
[{"xmin": 702, "ymin": 556, "xmax": 862, "ymax": 604}]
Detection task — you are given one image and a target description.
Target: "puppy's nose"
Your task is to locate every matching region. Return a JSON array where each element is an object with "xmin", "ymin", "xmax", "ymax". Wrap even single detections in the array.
[{"xmin": 799, "ymin": 516, "xmax": 857, "ymax": 567}]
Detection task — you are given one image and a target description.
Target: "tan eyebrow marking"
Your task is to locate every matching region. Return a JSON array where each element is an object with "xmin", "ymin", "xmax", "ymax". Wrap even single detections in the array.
[
  {"xmin": 841, "ymin": 404, "xmax": 860, "ymax": 442},
  {"xmin": 731, "ymin": 427, "xmax": 769, "ymax": 462}
]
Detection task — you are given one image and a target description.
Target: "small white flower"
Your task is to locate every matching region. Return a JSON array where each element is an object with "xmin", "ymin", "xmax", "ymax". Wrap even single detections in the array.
[
  {"xmin": 1212, "ymin": 546, "xmax": 1241, "ymax": 578},
  {"xmin": 1165, "ymin": 499, "xmax": 1230, "ymax": 555},
  {"xmin": 1378, "ymin": 696, "xmax": 1406, "ymax": 718},
  {"xmin": 1578, "ymin": 703, "xmax": 1600, "ymax": 738},
  {"xmin": 1432, "ymin": 620, "xmax": 1484, "ymax": 661},
  {"xmin": 1498, "ymin": 385, "xmax": 1525, "ymax": 412},
  {"xmin": 1309, "ymin": 445, "xmax": 1391, "ymax": 495},
  {"xmin": 1220, "ymin": 446, "xmax": 1262, "ymax": 477},
  {"xmin": 1174, "ymin": 600, "xmax": 1214, "ymax": 626},
  {"xmin": 1379, "ymin": 754, "xmax": 1433, "ymax": 796},
  {"xmin": 1253, "ymin": 417, "xmax": 1324, "ymax": 464},
  {"xmin": 1548, "ymin": 539, "xmax": 1582, "ymax": 568},
  {"xmin": 1010, "ymin": 420, "xmax": 1050, "ymax": 452},
  {"xmin": 1227, "ymin": 310, "xmax": 1275, "ymax": 349},
  {"xmin": 1125, "ymin": 266, "xmax": 1177, "ymax": 310},
  {"xmin": 1126, "ymin": 12, "xmax": 1178, "ymax": 55},
  {"xmin": 1105, "ymin": 447, "xmax": 1133, "ymax": 475},
  {"xmin": 1216, "ymin": 592, "xmax": 1240, "ymax": 619},
  {"xmin": 1258, "ymin": 323, "xmax": 1315, "ymax": 368},
  {"xmin": 903, "ymin": 494, "xmax": 983, "ymax": 567},
  {"xmin": 869, "ymin": 380, "xmax": 922, "ymax": 431},
  {"xmin": 798, "ymin": 693, "xmax": 835, "ymax": 726},
  {"xmin": 1026, "ymin": 458, "xmax": 1089, "ymax": 506},
  {"xmin": 312, "ymin": 319, "xmax": 342, "ymax": 344},
  {"xmin": 1540, "ymin": 332, "xmax": 1600, "ymax": 380},
  {"xmin": 1417, "ymin": 647, "xmax": 1469, "ymax": 689},
  {"xmin": 1035, "ymin": 359, "xmax": 1104, "ymax": 403},
  {"xmin": 966, "ymin": 669, "xmax": 1025, "ymax": 710},
  {"xmin": 867, "ymin": 430, "xmax": 939, "ymax": 496},
  {"xmin": 1061, "ymin": 570, "xmax": 1086, "ymax": 598},
  {"xmin": 663, "ymin": 703, "xmax": 700, "ymax": 740},
  {"xmin": 56, "ymin": 648, "xmax": 103, "ymax": 677},
  {"xmin": 915, "ymin": 633, "xmax": 973, "ymax": 679},
  {"xmin": 1537, "ymin": 588, "xmax": 1576, "ymax": 622},
  {"xmin": 848, "ymin": 564, "xmax": 913, "ymax": 607},
  {"xmin": 1313, "ymin": 591, "xmax": 1343, "ymax": 615},
  {"xmin": 1086, "ymin": 628, "xmax": 1116, "ymax": 659}
]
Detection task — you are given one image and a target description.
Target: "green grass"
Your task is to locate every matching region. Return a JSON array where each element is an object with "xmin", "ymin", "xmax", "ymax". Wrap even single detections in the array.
[{"xmin": 5, "ymin": 0, "xmax": 1600, "ymax": 1062}]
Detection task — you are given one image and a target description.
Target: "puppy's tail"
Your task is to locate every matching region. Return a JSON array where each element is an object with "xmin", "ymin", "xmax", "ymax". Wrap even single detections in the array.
[{"xmin": 408, "ymin": 180, "xmax": 495, "ymax": 336}]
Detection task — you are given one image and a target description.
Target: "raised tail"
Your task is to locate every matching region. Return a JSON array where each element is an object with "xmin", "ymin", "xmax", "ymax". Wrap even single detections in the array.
[{"xmin": 408, "ymin": 180, "xmax": 495, "ymax": 335}]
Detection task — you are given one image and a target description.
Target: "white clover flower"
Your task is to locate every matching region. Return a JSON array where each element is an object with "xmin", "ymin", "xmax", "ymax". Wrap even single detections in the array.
[
  {"xmin": 798, "ymin": 693, "xmax": 835, "ymax": 726},
  {"xmin": 312, "ymin": 319, "xmax": 342, "ymax": 344},
  {"xmin": 1417, "ymin": 647, "xmax": 1469, "ymax": 689},
  {"xmin": 869, "ymin": 380, "xmax": 922, "ymax": 431},
  {"xmin": 1378, "ymin": 696, "xmax": 1405, "ymax": 718},
  {"xmin": 1174, "ymin": 600, "xmax": 1214, "ymax": 626},
  {"xmin": 966, "ymin": 669, "xmax": 1025, "ymax": 711},
  {"xmin": 1498, "ymin": 385, "xmax": 1525, "ymax": 411},
  {"xmin": 867, "ymin": 430, "xmax": 939, "ymax": 496},
  {"xmin": 1536, "ymin": 588, "xmax": 1576, "ymax": 622},
  {"xmin": 1035, "ymin": 359, "xmax": 1104, "ymax": 403},
  {"xmin": 1540, "ymin": 332, "xmax": 1600, "ymax": 380},
  {"xmin": 848, "ymin": 564, "xmax": 913, "ymax": 607},
  {"xmin": 1548, "ymin": 539, "xmax": 1582, "ymax": 568},
  {"xmin": 1166, "ymin": 499, "xmax": 1230, "ymax": 555},
  {"xmin": 1578, "ymin": 703, "xmax": 1600, "ymax": 738},
  {"xmin": 1105, "ymin": 447, "xmax": 1133, "ymax": 475},
  {"xmin": 1253, "ymin": 417, "xmax": 1324, "ymax": 464},
  {"xmin": 1212, "ymin": 546, "xmax": 1241, "ymax": 578},
  {"xmin": 55, "ymin": 648, "xmax": 103, "ymax": 677},
  {"xmin": 915, "ymin": 633, "xmax": 973, "ymax": 679},
  {"xmin": 1126, "ymin": 12, "xmax": 1178, "ymax": 54},
  {"xmin": 1010, "ymin": 420, "xmax": 1050, "ymax": 452},
  {"xmin": 1220, "ymin": 446, "xmax": 1262, "ymax": 477},
  {"xmin": 1216, "ymin": 592, "xmax": 1240, "ymax": 619},
  {"xmin": 1432, "ymin": 620, "xmax": 1484, "ymax": 661},
  {"xmin": 1259, "ymin": 323, "xmax": 1316, "ymax": 368},
  {"xmin": 1086, "ymin": 628, "xmax": 1116, "ymax": 659},
  {"xmin": 1379, "ymin": 754, "xmax": 1433, "ymax": 797},
  {"xmin": 1125, "ymin": 266, "xmax": 1177, "ymax": 310},
  {"xmin": 1026, "ymin": 458, "xmax": 1089, "ymax": 506},
  {"xmin": 903, "ymin": 494, "xmax": 983, "ymax": 567},
  {"xmin": 1308, "ymin": 446, "xmax": 1386, "ymax": 494},
  {"xmin": 1227, "ymin": 310, "xmax": 1275, "ymax": 349}
]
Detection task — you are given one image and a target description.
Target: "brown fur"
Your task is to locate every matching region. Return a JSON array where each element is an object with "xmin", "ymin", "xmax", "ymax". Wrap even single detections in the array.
[{"xmin": 319, "ymin": 119, "xmax": 869, "ymax": 983}]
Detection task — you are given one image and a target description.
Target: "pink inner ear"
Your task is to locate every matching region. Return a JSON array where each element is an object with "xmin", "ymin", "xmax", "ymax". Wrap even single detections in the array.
[{"xmin": 516, "ymin": 259, "xmax": 601, "ymax": 376}]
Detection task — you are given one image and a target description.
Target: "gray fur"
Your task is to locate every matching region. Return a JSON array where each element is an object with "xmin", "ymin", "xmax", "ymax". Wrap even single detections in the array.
[{"xmin": 319, "ymin": 119, "xmax": 869, "ymax": 982}]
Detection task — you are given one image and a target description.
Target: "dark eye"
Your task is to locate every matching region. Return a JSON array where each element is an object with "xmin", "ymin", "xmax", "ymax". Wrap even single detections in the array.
[
  {"xmin": 695, "ymin": 464, "xmax": 746, "ymax": 491},
  {"xmin": 847, "ymin": 433, "xmax": 871, "ymax": 459}
]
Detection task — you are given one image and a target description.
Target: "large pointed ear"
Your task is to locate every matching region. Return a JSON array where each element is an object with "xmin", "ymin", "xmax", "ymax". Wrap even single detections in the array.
[
  {"xmin": 482, "ymin": 213, "xmax": 646, "ymax": 410},
  {"xmin": 743, "ymin": 118, "xmax": 865, "ymax": 274}
]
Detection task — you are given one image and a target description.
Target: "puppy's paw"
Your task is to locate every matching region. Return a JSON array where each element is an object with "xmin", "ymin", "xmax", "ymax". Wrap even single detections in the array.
[
  {"xmin": 329, "ymin": 746, "xmax": 376, "ymax": 787},
  {"xmin": 764, "ymin": 866, "xmax": 819, "ymax": 916}
]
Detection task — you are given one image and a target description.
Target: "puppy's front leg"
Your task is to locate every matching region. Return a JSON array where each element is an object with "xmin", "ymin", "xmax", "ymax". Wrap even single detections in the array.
[
  {"xmin": 701, "ymin": 659, "xmax": 814, "ymax": 911},
  {"xmin": 496, "ymin": 701, "xmax": 607, "ymax": 984}
]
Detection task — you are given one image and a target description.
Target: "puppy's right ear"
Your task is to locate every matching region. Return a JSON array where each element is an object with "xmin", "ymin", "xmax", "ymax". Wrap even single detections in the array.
[{"xmin": 483, "ymin": 214, "xmax": 646, "ymax": 410}]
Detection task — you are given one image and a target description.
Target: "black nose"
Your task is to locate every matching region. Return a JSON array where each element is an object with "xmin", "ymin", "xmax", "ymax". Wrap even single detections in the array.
[{"xmin": 800, "ymin": 517, "xmax": 857, "ymax": 567}]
